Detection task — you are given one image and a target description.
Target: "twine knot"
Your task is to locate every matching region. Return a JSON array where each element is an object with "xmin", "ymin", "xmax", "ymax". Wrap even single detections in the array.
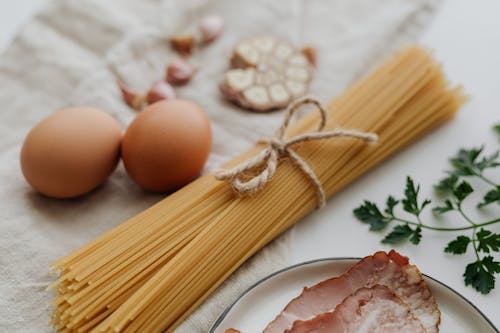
[
  {"xmin": 267, "ymin": 138, "xmax": 286, "ymax": 155},
  {"xmin": 214, "ymin": 96, "xmax": 378, "ymax": 208}
]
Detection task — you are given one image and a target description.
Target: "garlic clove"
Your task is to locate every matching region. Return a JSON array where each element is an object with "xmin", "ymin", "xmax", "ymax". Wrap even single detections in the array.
[
  {"xmin": 274, "ymin": 43, "xmax": 293, "ymax": 60},
  {"xmin": 286, "ymin": 67, "xmax": 310, "ymax": 82},
  {"xmin": 252, "ymin": 36, "xmax": 275, "ymax": 52},
  {"xmin": 289, "ymin": 54, "xmax": 309, "ymax": 66},
  {"xmin": 226, "ymin": 69, "xmax": 255, "ymax": 91},
  {"xmin": 119, "ymin": 83, "xmax": 145, "ymax": 110},
  {"xmin": 146, "ymin": 81, "xmax": 176, "ymax": 105},
  {"xmin": 243, "ymin": 86, "xmax": 270, "ymax": 109},
  {"xmin": 232, "ymin": 42, "xmax": 259, "ymax": 67},
  {"xmin": 286, "ymin": 80, "xmax": 306, "ymax": 97},
  {"xmin": 199, "ymin": 15, "xmax": 224, "ymax": 43},
  {"xmin": 166, "ymin": 58, "xmax": 197, "ymax": 86},
  {"xmin": 169, "ymin": 34, "xmax": 195, "ymax": 57},
  {"xmin": 269, "ymin": 83, "xmax": 290, "ymax": 104}
]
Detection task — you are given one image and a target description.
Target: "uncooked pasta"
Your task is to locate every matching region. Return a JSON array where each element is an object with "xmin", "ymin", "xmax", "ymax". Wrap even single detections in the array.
[{"xmin": 48, "ymin": 47, "xmax": 466, "ymax": 333}]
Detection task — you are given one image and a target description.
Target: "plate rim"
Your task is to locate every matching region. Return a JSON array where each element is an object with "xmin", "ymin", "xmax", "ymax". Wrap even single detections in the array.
[{"xmin": 209, "ymin": 257, "xmax": 499, "ymax": 333}]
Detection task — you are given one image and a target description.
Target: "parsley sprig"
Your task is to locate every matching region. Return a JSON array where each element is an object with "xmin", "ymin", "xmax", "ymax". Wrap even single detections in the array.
[{"xmin": 353, "ymin": 124, "xmax": 500, "ymax": 294}]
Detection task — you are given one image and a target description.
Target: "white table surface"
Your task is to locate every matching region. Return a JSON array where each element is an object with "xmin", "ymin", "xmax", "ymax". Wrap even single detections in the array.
[{"xmin": 1, "ymin": 0, "xmax": 499, "ymax": 330}]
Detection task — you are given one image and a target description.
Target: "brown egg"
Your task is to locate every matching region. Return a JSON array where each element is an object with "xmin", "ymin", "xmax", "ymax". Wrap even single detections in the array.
[
  {"xmin": 121, "ymin": 99, "xmax": 212, "ymax": 192},
  {"xmin": 20, "ymin": 107, "xmax": 122, "ymax": 198}
]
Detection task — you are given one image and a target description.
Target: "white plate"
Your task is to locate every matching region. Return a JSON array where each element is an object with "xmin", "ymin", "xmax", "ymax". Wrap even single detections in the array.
[{"xmin": 210, "ymin": 258, "xmax": 498, "ymax": 333}]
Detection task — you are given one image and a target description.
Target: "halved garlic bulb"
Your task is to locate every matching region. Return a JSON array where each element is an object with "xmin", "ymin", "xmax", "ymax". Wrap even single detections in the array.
[{"xmin": 220, "ymin": 36, "xmax": 314, "ymax": 112}]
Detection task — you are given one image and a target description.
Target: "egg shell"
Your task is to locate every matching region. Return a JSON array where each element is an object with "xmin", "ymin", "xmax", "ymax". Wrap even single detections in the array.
[
  {"xmin": 121, "ymin": 99, "xmax": 212, "ymax": 192},
  {"xmin": 20, "ymin": 107, "xmax": 122, "ymax": 198}
]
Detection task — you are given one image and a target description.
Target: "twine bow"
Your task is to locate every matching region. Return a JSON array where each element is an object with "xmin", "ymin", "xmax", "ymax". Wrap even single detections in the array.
[{"xmin": 214, "ymin": 96, "xmax": 378, "ymax": 208}]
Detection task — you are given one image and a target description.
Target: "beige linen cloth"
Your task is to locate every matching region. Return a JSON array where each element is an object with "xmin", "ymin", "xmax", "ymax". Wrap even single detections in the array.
[{"xmin": 0, "ymin": 0, "xmax": 439, "ymax": 332}]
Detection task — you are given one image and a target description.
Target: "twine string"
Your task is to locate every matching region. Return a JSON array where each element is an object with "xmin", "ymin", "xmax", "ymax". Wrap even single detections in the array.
[{"xmin": 214, "ymin": 96, "xmax": 378, "ymax": 208}]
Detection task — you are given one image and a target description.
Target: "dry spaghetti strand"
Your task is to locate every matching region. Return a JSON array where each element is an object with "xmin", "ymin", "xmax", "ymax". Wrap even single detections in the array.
[{"xmin": 49, "ymin": 47, "xmax": 466, "ymax": 332}]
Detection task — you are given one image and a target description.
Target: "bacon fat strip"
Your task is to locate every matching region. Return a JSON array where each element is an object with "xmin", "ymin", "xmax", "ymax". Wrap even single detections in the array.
[
  {"xmin": 286, "ymin": 285, "xmax": 426, "ymax": 333},
  {"xmin": 264, "ymin": 250, "xmax": 440, "ymax": 333}
]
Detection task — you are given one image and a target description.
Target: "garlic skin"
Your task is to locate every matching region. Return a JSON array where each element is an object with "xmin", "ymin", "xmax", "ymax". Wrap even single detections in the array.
[
  {"xmin": 166, "ymin": 58, "xmax": 197, "ymax": 86},
  {"xmin": 119, "ymin": 83, "xmax": 144, "ymax": 110},
  {"xmin": 301, "ymin": 46, "xmax": 318, "ymax": 67},
  {"xmin": 199, "ymin": 15, "xmax": 224, "ymax": 43},
  {"xmin": 146, "ymin": 81, "xmax": 176, "ymax": 105},
  {"xmin": 169, "ymin": 34, "xmax": 195, "ymax": 57}
]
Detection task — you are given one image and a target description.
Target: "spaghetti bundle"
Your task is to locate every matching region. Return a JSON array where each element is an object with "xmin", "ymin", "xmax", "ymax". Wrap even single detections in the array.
[{"xmin": 49, "ymin": 47, "xmax": 466, "ymax": 333}]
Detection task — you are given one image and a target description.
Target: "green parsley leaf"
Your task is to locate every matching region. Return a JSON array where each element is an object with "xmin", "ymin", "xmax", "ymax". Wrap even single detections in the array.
[
  {"xmin": 402, "ymin": 177, "xmax": 420, "ymax": 215},
  {"xmin": 434, "ymin": 174, "xmax": 459, "ymax": 192},
  {"xmin": 402, "ymin": 177, "xmax": 430, "ymax": 216},
  {"xmin": 449, "ymin": 147, "xmax": 499, "ymax": 177},
  {"xmin": 421, "ymin": 198, "xmax": 432, "ymax": 211},
  {"xmin": 382, "ymin": 224, "xmax": 413, "ymax": 244},
  {"xmin": 433, "ymin": 199, "xmax": 455, "ymax": 214},
  {"xmin": 444, "ymin": 235, "xmax": 470, "ymax": 254},
  {"xmin": 476, "ymin": 229, "xmax": 500, "ymax": 253},
  {"xmin": 353, "ymin": 201, "xmax": 390, "ymax": 231},
  {"xmin": 482, "ymin": 256, "xmax": 500, "ymax": 274},
  {"xmin": 409, "ymin": 226, "xmax": 422, "ymax": 245},
  {"xmin": 464, "ymin": 260, "xmax": 496, "ymax": 294},
  {"xmin": 478, "ymin": 187, "xmax": 500, "ymax": 208},
  {"xmin": 476, "ymin": 151, "xmax": 500, "ymax": 171},
  {"xmin": 495, "ymin": 123, "xmax": 500, "ymax": 136},
  {"xmin": 450, "ymin": 147, "xmax": 484, "ymax": 176},
  {"xmin": 452, "ymin": 181, "xmax": 474, "ymax": 202},
  {"xmin": 384, "ymin": 196, "xmax": 399, "ymax": 216}
]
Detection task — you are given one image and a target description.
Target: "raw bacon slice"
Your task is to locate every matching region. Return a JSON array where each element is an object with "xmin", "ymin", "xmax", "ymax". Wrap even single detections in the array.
[
  {"xmin": 264, "ymin": 250, "xmax": 439, "ymax": 333},
  {"xmin": 287, "ymin": 285, "xmax": 426, "ymax": 333}
]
